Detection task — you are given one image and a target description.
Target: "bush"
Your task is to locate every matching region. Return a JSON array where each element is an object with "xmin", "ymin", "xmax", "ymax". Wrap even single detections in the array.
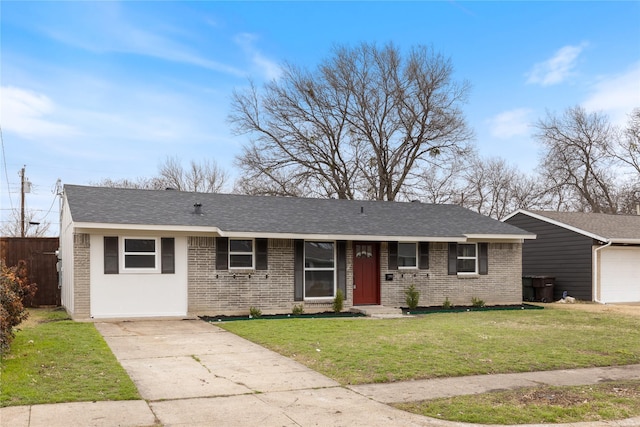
[
  {"xmin": 249, "ymin": 306, "xmax": 262, "ymax": 318},
  {"xmin": 405, "ymin": 284, "xmax": 420, "ymax": 310},
  {"xmin": 471, "ymin": 297, "xmax": 485, "ymax": 308},
  {"xmin": 333, "ymin": 289, "xmax": 344, "ymax": 313},
  {"xmin": 1, "ymin": 260, "xmax": 37, "ymax": 351},
  {"xmin": 442, "ymin": 297, "xmax": 452, "ymax": 309},
  {"xmin": 292, "ymin": 304, "xmax": 305, "ymax": 315}
]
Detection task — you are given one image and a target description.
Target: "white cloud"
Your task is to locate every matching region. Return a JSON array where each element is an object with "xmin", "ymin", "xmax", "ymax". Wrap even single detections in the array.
[
  {"xmin": 487, "ymin": 108, "xmax": 533, "ymax": 138},
  {"xmin": 0, "ymin": 86, "xmax": 79, "ymax": 139},
  {"xmin": 235, "ymin": 33, "xmax": 282, "ymax": 80},
  {"xmin": 582, "ymin": 61, "xmax": 640, "ymax": 125},
  {"xmin": 526, "ymin": 43, "xmax": 588, "ymax": 86},
  {"xmin": 41, "ymin": 5, "xmax": 245, "ymax": 77}
]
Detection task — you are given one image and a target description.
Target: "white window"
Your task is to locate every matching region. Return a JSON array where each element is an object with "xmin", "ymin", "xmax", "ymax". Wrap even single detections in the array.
[
  {"xmin": 123, "ymin": 238, "xmax": 158, "ymax": 271},
  {"xmin": 304, "ymin": 241, "xmax": 335, "ymax": 299},
  {"xmin": 229, "ymin": 239, "xmax": 254, "ymax": 269},
  {"xmin": 457, "ymin": 243, "xmax": 477, "ymax": 274},
  {"xmin": 398, "ymin": 242, "xmax": 417, "ymax": 268}
]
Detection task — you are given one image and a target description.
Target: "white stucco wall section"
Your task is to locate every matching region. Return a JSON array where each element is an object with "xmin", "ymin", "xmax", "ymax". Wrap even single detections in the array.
[
  {"xmin": 89, "ymin": 234, "xmax": 188, "ymax": 318},
  {"xmin": 59, "ymin": 195, "xmax": 75, "ymax": 315}
]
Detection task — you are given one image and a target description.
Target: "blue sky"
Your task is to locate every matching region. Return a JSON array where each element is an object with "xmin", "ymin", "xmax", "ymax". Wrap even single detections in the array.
[{"xmin": 1, "ymin": 1, "xmax": 639, "ymax": 234}]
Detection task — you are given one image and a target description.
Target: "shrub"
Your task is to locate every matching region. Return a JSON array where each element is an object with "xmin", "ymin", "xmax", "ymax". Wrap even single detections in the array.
[
  {"xmin": 249, "ymin": 306, "xmax": 262, "ymax": 318},
  {"xmin": 333, "ymin": 289, "xmax": 344, "ymax": 313},
  {"xmin": 471, "ymin": 297, "xmax": 485, "ymax": 308},
  {"xmin": 1, "ymin": 260, "xmax": 37, "ymax": 351},
  {"xmin": 405, "ymin": 284, "xmax": 420, "ymax": 310},
  {"xmin": 292, "ymin": 304, "xmax": 305, "ymax": 315},
  {"xmin": 442, "ymin": 297, "xmax": 452, "ymax": 309}
]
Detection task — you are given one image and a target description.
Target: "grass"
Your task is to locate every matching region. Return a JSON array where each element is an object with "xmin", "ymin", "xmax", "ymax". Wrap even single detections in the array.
[
  {"xmin": 394, "ymin": 380, "xmax": 640, "ymax": 425},
  {"xmin": 0, "ymin": 308, "xmax": 139, "ymax": 407},
  {"xmin": 218, "ymin": 307, "xmax": 640, "ymax": 385}
]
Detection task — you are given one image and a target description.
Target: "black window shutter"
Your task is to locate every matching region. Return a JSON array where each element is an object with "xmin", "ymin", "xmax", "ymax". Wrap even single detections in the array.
[
  {"xmin": 478, "ymin": 243, "xmax": 489, "ymax": 275},
  {"xmin": 294, "ymin": 240, "xmax": 304, "ymax": 301},
  {"xmin": 215, "ymin": 237, "xmax": 228, "ymax": 270},
  {"xmin": 448, "ymin": 243, "xmax": 457, "ymax": 275},
  {"xmin": 337, "ymin": 241, "xmax": 347, "ymax": 297},
  {"xmin": 418, "ymin": 242, "xmax": 430, "ymax": 269},
  {"xmin": 388, "ymin": 241, "xmax": 398, "ymax": 270},
  {"xmin": 104, "ymin": 236, "xmax": 119, "ymax": 274},
  {"xmin": 161, "ymin": 238, "xmax": 175, "ymax": 274},
  {"xmin": 255, "ymin": 238, "xmax": 268, "ymax": 270}
]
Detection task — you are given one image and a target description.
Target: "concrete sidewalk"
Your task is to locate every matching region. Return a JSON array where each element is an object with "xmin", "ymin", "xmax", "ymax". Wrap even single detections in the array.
[
  {"xmin": 349, "ymin": 364, "xmax": 640, "ymax": 403},
  {"xmin": 2, "ymin": 319, "xmax": 640, "ymax": 427}
]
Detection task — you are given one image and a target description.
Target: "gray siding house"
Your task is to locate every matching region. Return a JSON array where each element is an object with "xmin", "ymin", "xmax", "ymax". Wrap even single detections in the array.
[
  {"xmin": 504, "ymin": 210, "xmax": 640, "ymax": 303},
  {"xmin": 60, "ymin": 185, "xmax": 534, "ymax": 320}
]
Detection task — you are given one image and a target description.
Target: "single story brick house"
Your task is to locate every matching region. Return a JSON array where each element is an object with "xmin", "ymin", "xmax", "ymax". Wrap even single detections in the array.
[
  {"xmin": 59, "ymin": 184, "xmax": 534, "ymax": 320},
  {"xmin": 504, "ymin": 210, "xmax": 640, "ymax": 303}
]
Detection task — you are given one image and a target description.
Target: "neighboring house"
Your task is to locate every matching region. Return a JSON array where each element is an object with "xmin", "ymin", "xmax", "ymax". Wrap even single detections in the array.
[
  {"xmin": 59, "ymin": 185, "xmax": 534, "ymax": 320},
  {"xmin": 504, "ymin": 210, "xmax": 640, "ymax": 304}
]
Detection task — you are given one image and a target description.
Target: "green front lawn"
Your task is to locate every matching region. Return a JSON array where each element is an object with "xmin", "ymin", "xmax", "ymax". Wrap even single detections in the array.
[
  {"xmin": 218, "ymin": 307, "xmax": 640, "ymax": 385},
  {"xmin": 0, "ymin": 308, "xmax": 139, "ymax": 407}
]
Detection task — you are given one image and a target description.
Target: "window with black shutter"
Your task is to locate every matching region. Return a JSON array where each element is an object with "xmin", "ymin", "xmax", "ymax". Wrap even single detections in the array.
[
  {"xmin": 104, "ymin": 236, "xmax": 118, "ymax": 274},
  {"xmin": 161, "ymin": 238, "xmax": 175, "ymax": 274}
]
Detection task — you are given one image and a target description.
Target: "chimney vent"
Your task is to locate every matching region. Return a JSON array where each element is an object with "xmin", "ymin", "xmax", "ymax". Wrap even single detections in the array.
[{"xmin": 194, "ymin": 203, "xmax": 202, "ymax": 215}]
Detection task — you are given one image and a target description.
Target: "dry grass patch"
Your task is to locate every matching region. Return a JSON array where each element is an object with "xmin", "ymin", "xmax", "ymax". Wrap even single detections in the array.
[{"xmin": 395, "ymin": 380, "xmax": 640, "ymax": 425}]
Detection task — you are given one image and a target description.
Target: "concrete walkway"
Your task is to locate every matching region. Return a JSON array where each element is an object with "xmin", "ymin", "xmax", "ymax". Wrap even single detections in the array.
[{"xmin": 2, "ymin": 319, "xmax": 640, "ymax": 427}]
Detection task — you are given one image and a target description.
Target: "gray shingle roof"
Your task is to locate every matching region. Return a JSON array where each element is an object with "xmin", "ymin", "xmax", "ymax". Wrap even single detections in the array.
[
  {"xmin": 64, "ymin": 184, "xmax": 533, "ymax": 239},
  {"xmin": 519, "ymin": 210, "xmax": 640, "ymax": 242}
]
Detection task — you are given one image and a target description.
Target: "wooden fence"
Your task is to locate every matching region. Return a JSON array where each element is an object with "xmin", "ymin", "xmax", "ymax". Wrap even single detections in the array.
[{"xmin": 1, "ymin": 237, "xmax": 60, "ymax": 307}]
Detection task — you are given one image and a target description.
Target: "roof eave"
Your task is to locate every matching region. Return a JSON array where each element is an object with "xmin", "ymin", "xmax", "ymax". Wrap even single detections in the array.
[
  {"xmin": 607, "ymin": 238, "xmax": 640, "ymax": 245},
  {"xmin": 72, "ymin": 222, "xmax": 221, "ymax": 234},
  {"xmin": 69, "ymin": 223, "xmax": 529, "ymax": 242},
  {"xmin": 464, "ymin": 233, "xmax": 536, "ymax": 241},
  {"xmin": 503, "ymin": 210, "xmax": 607, "ymax": 242}
]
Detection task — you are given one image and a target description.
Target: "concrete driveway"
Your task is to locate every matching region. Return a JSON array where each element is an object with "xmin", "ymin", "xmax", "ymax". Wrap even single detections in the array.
[{"xmin": 95, "ymin": 319, "xmax": 451, "ymax": 427}]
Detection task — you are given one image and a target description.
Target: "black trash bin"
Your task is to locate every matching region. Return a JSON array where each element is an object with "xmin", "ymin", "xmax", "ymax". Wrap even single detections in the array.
[
  {"xmin": 522, "ymin": 277, "xmax": 535, "ymax": 302},
  {"xmin": 531, "ymin": 276, "xmax": 555, "ymax": 302}
]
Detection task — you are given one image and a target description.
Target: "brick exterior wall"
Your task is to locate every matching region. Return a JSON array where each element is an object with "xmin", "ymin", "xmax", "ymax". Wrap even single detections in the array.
[
  {"xmin": 187, "ymin": 238, "xmax": 522, "ymax": 316},
  {"xmin": 380, "ymin": 242, "xmax": 522, "ymax": 307},
  {"xmin": 73, "ymin": 233, "xmax": 91, "ymax": 318},
  {"xmin": 188, "ymin": 237, "xmax": 333, "ymax": 315}
]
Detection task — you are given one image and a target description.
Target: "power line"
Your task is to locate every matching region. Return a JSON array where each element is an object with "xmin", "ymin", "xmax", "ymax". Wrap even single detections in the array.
[{"xmin": 33, "ymin": 182, "xmax": 61, "ymax": 223}]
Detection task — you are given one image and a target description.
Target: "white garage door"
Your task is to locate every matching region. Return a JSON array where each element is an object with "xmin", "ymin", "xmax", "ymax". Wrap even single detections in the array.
[{"xmin": 600, "ymin": 246, "xmax": 640, "ymax": 303}]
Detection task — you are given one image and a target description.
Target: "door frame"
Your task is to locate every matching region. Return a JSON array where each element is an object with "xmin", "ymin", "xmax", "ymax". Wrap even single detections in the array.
[{"xmin": 352, "ymin": 241, "xmax": 380, "ymax": 305}]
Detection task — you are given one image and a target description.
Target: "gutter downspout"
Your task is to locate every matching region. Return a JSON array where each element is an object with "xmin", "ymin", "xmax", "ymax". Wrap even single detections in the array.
[{"xmin": 593, "ymin": 241, "xmax": 612, "ymax": 304}]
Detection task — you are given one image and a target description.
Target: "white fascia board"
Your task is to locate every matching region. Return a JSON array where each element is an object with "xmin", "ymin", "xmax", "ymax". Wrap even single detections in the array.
[
  {"xmin": 464, "ymin": 233, "xmax": 537, "ymax": 241},
  {"xmin": 501, "ymin": 209, "xmax": 525, "ymax": 222},
  {"xmin": 73, "ymin": 222, "xmax": 221, "ymax": 234},
  {"xmin": 503, "ymin": 210, "xmax": 608, "ymax": 242},
  {"xmin": 608, "ymin": 238, "xmax": 640, "ymax": 244},
  {"xmin": 217, "ymin": 231, "xmax": 467, "ymax": 242}
]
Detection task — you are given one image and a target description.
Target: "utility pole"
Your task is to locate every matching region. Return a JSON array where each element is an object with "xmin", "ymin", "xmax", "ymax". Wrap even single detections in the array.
[{"xmin": 20, "ymin": 166, "xmax": 25, "ymax": 238}]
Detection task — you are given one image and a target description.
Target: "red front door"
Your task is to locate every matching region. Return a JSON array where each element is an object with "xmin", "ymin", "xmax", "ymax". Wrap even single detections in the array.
[{"xmin": 353, "ymin": 242, "xmax": 380, "ymax": 305}]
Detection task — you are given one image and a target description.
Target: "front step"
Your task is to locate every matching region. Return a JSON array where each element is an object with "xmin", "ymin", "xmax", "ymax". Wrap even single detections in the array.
[{"xmin": 350, "ymin": 305, "xmax": 405, "ymax": 318}]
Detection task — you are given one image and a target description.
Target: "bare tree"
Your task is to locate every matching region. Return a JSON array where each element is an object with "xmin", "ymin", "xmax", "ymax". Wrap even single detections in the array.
[
  {"xmin": 1, "ymin": 209, "xmax": 51, "ymax": 237},
  {"xmin": 459, "ymin": 157, "xmax": 525, "ymax": 219},
  {"xmin": 230, "ymin": 42, "xmax": 473, "ymax": 201},
  {"xmin": 158, "ymin": 156, "xmax": 228, "ymax": 193},
  {"xmin": 612, "ymin": 108, "xmax": 640, "ymax": 175},
  {"xmin": 534, "ymin": 106, "xmax": 619, "ymax": 213},
  {"xmin": 91, "ymin": 177, "xmax": 165, "ymax": 190},
  {"xmin": 404, "ymin": 157, "xmax": 466, "ymax": 204},
  {"xmin": 93, "ymin": 157, "xmax": 229, "ymax": 193}
]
